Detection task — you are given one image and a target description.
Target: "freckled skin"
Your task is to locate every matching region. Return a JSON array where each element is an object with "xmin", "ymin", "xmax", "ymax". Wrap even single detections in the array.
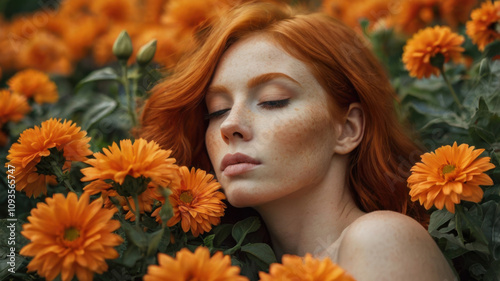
[{"xmin": 205, "ymin": 34, "xmax": 340, "ymax": 208}]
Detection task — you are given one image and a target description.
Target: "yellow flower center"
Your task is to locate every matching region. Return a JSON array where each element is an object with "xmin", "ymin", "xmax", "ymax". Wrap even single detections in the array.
[
  {"xmin": 442, "ymin": 164, "xmax": 456, "ymax": 175},
  {"xmin": 64, "ymin": 227, "xmax": 80, "ymax": 241},
  {"xmin": 180, "ymin": 191, "xmax": 194, "ymax": 203}
]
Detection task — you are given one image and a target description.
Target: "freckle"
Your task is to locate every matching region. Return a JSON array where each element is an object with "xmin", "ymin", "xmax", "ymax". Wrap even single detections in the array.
[{"xmin": 294, "ymin": 108, "xmax": 298, "ymax": 111}]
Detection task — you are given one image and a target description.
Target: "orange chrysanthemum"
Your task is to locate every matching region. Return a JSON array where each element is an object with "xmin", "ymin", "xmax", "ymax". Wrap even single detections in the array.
[
  {"xmin": 6, "ymin": 119, "xmax": 92, "ymax": 198},
  {"xmin": 144, "ymin": 247, "xmax": 249, "ymax": 281},
  {"xmin": 466, "ymin": 1, "xmax": 500, "ymax": 51},
  {"xmin": 17, "ymin": 31, "xmax": 72, "ymax": 75},
  {"xmin": 408, "ymin": 142, "xmax": 495, "ymax": 213},
  {"xmin": 402, "ymin": 26, "xmax": 464, "ymax": 78},
  {"xmin": 7, "ymin": 69, "xmax": 59, "ymax": 104},
  {"xmin": 0, "ymin": 89, "xmax": 31, "ymax": 127},
  {"xmin": 20, "ymin": 192, "xmax": 123, "ymax": 281},
  {"xmin": 81, "ymin": 138, "xmax": 179, "ymax": 190},
  {"xmin": 154, "ymin": 166, "xmax": 226, "ymax": 237},
  {"xmin": 259, "ymin": 254, "xmax": 355, "ymax": 281}
]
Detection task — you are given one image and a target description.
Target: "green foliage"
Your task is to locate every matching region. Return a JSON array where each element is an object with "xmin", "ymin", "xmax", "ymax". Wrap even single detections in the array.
[{"xmin": 368, "ymin": 22, "xmax": 500, "ymax": 280}]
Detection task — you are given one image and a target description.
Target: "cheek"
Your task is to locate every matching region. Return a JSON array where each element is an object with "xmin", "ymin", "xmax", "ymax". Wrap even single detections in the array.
[
  {"xmin": 205, "ymin": 125, "xmax": 223, "ymax": 167},
  {"xmin": 269, "ymin": 107, "xmax": 335, "ymax": 158}
]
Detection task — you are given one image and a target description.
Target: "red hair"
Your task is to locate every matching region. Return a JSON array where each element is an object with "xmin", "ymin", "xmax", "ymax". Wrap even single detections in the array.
[{"xmin": 140, "ymin": 2, "xmax": 429, "ymax": 226}]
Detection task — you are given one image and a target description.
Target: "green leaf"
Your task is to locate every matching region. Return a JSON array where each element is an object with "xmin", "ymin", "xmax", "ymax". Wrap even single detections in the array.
[
  {"xmin": 483, "ymin": 40, "xmax": 500, "ymax": 60},
  {"xmin": 76, "ymin": 67, "xmax": 119, "ymax": 90},
  {"xmin": 241, "ymin": 243, "xmax": 277, "ymax": 271},
  {"xmin": 81, "ymin": 95, "xmax": 118, "ymax": 130},
  {"xmin": 146, "ymin": 228, "xmax": 164, "ymax": 257},
  {"xmin": 481, "ymin": 201, "xmax": 500, "ymax": 259},
  {"xmin": 121, "ymin": 222, "xmax": 148, "ymax": 250},
  {"xmin": 212, "ymin": 224, "xmax": 233, "ymax": 247},
  {"xmin": 203, "ymin": 234, "xmax": 215, "ymax": 249},
  {"xmin": 428, "ymin": 209, "xmax": 454, "ymax": 234},
  {"xmin": 232, "ymin": 216, "xmax": 261, "ymax": 244},
  {"xmin": 121, "ymin": 244, "xmax": 142, "ymax": 268}
]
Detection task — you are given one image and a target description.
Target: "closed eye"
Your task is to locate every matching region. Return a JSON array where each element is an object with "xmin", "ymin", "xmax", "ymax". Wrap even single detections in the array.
[
  {"xmin": 258, "ymin": 99, "xmax": 290, "ymax": 109},
  {"xmin": 205, "ymin": 108, "xmax": 230, "ymax": 120}
]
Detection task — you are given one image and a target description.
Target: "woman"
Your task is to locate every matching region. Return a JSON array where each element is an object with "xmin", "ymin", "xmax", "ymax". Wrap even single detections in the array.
[{"xmin": 140, "ymin": 2, "xmax": 456, "ymax": 280}]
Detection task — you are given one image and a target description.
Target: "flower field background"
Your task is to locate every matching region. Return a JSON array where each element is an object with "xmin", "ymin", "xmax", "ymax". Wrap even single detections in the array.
[{"xmin": 0, "ymin": 0, "xmax": 499, "ymax": 280}]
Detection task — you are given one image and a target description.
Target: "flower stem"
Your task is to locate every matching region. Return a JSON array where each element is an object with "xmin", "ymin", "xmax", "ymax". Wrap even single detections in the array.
[
  {"xmin": 439, "ymin": 67, "xmax": 463, "ymax": 109},
  {"xmin": 120, "ymin": 61, "xmax": 137, "ymax": 127},
  {"xmin": 49, "ymin": 160, "xmax": 76, "ymax": 193},
  {"xmin": 133, "ymin": 194, "xmax": 141, "ymax": 228}
]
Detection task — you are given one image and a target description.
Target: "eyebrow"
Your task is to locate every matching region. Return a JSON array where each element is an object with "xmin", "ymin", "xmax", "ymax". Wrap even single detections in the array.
[
  {"xmin": 207, "ymin": 72, "xmax": 301, "ymax": 96},
  {"xmin": 247, "ymin": 72, "xmax": 301, "ymax": 89}
]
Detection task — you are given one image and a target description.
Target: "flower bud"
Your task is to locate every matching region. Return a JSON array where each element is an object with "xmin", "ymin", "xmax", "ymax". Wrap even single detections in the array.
[
  {"xmin": 136, "ymin": 39, "xmax": 157, "ymax": 67},
  {"xmin": 112, "ymin": 30, "xmax": 133, "ymax": 61}
]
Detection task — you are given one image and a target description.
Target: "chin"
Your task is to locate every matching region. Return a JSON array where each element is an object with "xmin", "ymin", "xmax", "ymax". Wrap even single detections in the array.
[{"xmin": 224, "ymin": 187, "xmax": 263, "ymax": 208}]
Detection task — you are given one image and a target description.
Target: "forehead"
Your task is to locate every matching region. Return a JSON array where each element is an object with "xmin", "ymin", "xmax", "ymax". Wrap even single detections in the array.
[{"xmin": 211, "ymin": 34, "xmax": 315, "ymax": 87}]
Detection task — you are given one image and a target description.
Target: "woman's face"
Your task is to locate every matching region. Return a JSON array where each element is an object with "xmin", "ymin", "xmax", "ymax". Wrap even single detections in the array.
[{"xmin": 205, "ymin": 34, "xmax": 340, "ymax": 208}]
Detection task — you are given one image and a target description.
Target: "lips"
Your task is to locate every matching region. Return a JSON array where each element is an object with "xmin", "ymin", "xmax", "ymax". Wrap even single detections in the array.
[{"xmin": 220, "ymin": 153, "xmax": 261, "ymax": 176}]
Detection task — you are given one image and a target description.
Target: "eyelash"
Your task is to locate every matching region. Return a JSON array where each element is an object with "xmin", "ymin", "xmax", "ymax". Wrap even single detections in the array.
[{"xmin": 205, "ymin": 99, "xmax": 290, "ymax": 120}]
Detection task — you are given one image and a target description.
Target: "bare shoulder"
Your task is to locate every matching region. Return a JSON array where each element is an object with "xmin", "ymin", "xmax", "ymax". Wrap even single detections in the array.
[{"xmin": 337, "ymin": 211, "xmax": 457, "ymax": 281}]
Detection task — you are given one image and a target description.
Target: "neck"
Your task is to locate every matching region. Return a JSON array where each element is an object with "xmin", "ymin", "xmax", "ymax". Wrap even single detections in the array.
[{"xmin": 254, "ymin": 156, "xmax": 364, "ymax": 259}]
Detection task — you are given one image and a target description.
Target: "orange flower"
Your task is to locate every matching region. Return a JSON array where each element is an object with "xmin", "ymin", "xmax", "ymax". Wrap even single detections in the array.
[
  {"xmin": 154, "ymin": 166, "xmax": 226, "ymax": 237},
  {"xmin": 466, "ymin": 1, "xmax": 500, "ymax": 51},
  {"xmin": 392, "ymin": 0, "xmax": 440, "ymax": 35},
  {"xmin": 259, "ymin": 254, "xmax": 355, "ymax": 281},
  {"xmin": 81, "ymin": 138, "xmax": 178, "ymax": 190},
  {"xmin": 161, "ymin": 0, "xmax": 228, "ymax": 33},
  {"xmin": 7, "ymin": 69, "xmax": 59, "ymax": 104},
  {"xmin": 402, "ymin": 26, "xmax": 464, "ymax": 78},
  {"xmin": 144, "ymin": 247, "xmax": 249, "ymax": 281},
  {"xmin": 439, "ymin": 0, "xmax": 478, "ymax": 28},
  {"xmin": 81, "ymin": 138, "xmax": 178, "ymax": 219},
  {"xmin": 408, "ymin": 142, "xmax": 495, "ymax": 213},
  {"xmin": 90, "ymin": 0, "xmax": 137, "ymax": 23},
  {"xmin": 61, "ymin": 14, "xmax": 107, "ymax": 60},
  {"xmin": 0, "ymin": 89, "xmax": 31, "ymax": 127},
  {"xmin": 20, "ymin": 192, "xmax": 123, "ymax": 281},
  {"xmin": 17, "ymin": 31, "xmax": 72, "ymax": 75},
  {"xmin": 6, "ymin": 119, "xmax": 92, "ymax": 198}
]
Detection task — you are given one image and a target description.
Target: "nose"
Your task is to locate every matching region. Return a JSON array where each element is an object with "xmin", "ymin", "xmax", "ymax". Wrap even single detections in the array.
[{"xmin": 219, "ymin": 104, "xmax": 252, "ymax": 144}]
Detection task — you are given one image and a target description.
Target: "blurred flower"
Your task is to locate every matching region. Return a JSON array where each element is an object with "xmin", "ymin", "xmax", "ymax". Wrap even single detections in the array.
[
  {"xmin": 408, "ymin": 142, "xmax": 495, "ymax": 213},
  {"xmin": 323, "ymin": 0, "xmax": 396, "ymax": 30},
  {"xmin": 61, "ymin": 14, "xmax": 107, "ymax": 60},
  {"xmin": 0, "ymin": 131, "xmax": 8, "ymax": 147},
  {"xmin": 0, "ymin": 89, "xmax": 31, "ymax": 127},
  {"xmin": 90, "ymin": 0, "xmax": 137, "ymax": 23},
  {"xmin": 81, "ymin": 138, "xmax": 179, "ymax": 194},
  {"xmin": 140, "ymin": 0, "xmax": 169, "ymax": 24},
  {"xmin": 153, "ymin": 166, "xmax": 226, "ymax": 237},
  {"xmin": 20, "ymin": 192, "xmax": 123, "ymax": 281},
  {"xmin": 6, "ymin": 119, "xmax": 92, "ymax": 198},
  {"xmin": 161, "ymin": 0, "xmax": 228, "ymax": 33},
  {"xmin": 17, "ymin": 31, "xmax": 72, "ymax": 75},
  {"xmin": 392, "ymin": 0, "xmax": 440, "ymax": 34},
  {"xmin": 466, "ymin": 1, "xmax": 500, "ymax": 51},
  {"xmin": 402, "ymin": 26, "xmax": 464, "ymax": 78},
  {"xmin": 259, "ymin": 253, "xmax": 355, "ymax": 281},
  {"xmin": 144, "ymin": 247, "xmax": 249, "ymax": 281},
  {"xmin": 391, "ymin": 0, "xmax": 477, "ymax": 34},
  {"xmin": 440, "ymin": 0, "xmax": 477, "ymax": 29},
  {"xmin": 7, "ymin": 69, "xmax": 59, "ymax": 104}
]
